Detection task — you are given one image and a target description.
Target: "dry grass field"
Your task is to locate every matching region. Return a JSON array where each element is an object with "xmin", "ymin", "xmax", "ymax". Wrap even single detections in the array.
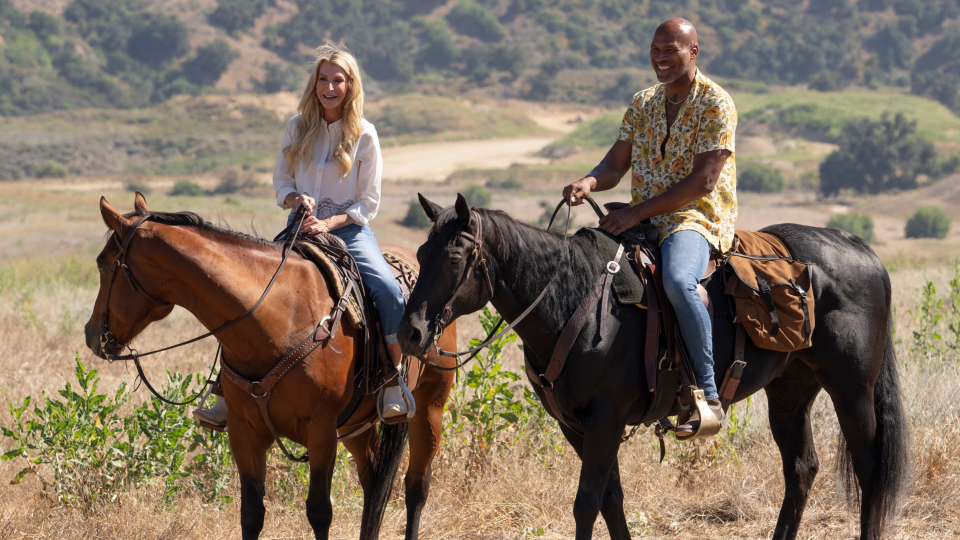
[{"xmin": 0, "ymin": 170, "xmax": 958, "ymax": 540}]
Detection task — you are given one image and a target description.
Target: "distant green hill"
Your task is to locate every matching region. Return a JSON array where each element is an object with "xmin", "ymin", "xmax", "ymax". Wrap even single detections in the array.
[
  {"xmin": 546, "ymin": 89, "xmax": 960, "ymax": 153},
  {"xmin": 4, "ymin": 0, "xmax": 960, "ymax": 115}
]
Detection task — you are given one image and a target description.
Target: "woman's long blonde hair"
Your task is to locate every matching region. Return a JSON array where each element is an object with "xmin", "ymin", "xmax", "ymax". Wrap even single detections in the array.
[{"xmin": 283, "ymin": 43, "xmax": 364, "ymax": 177}]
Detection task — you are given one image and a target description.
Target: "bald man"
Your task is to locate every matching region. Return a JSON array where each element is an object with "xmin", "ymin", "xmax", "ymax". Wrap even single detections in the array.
[{"xmin": 563, "ymin": 18, "xmax": 738, "ymax": 439}]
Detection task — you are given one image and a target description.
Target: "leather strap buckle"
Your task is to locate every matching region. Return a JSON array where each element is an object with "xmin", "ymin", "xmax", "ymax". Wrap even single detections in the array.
[{"xmin": 606, "ymin": 261, "xmax": 621, "ymax": 274}]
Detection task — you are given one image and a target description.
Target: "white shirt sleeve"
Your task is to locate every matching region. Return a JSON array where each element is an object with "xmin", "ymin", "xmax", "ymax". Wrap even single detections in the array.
[
  {"xmin": 273, "ymin": 117, "xmax": 300, "ymax": 209},
  {"xmin": 345, "ymin": 124, "xmax": 383, "ymax": 226}
]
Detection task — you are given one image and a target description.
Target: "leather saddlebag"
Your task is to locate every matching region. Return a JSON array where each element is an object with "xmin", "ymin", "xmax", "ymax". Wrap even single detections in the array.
[{"xmin": 723, "ymin": 231, "xmax": 815, "ymax": 352}]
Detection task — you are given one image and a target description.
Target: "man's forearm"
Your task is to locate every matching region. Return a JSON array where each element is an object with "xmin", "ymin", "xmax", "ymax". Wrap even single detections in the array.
[
  {"xmin": 631, "ymin": 171, "xmax": 711, "ymax": 221},
  {"xmin": 585, "ymin": 160, "xmax": 627, "ymax": 192},
  {"xmin": 585, "ymin": 139, "xmax": 633, "ymax": 191}
]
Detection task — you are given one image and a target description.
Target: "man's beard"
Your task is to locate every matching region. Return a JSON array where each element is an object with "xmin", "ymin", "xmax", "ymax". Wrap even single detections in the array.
[{"xmin": 656, "ymin": 61, "xmax": 691, "ymax": 84}]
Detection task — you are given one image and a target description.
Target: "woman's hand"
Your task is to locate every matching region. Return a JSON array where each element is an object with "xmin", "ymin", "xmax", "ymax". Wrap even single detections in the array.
[
  {"xmin": 562, "ymin": 176, "xmax": 596, "ymax": 206},
  {"xmin": 300, "ymin": 215, "xmax": 330, "ymax": 236},
  {"xmin": 284, "ymin": 192, "xmax": 316, "ymax": 215}
]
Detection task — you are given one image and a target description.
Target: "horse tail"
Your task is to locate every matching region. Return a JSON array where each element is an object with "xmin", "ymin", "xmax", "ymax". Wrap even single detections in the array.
[
  {"xmin": 359, "ymin": 421, "xmax": 409, "ymax": 540},
  {"xmin": 835, "ymin": 276, "xmax": 912, "ymax": 536}
]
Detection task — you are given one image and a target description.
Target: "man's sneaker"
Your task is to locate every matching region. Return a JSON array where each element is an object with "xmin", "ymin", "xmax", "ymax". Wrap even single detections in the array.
[
  {"xmin": 675, "ymin": 399, "xmax": 724, "ymax": 440},
  {"xmin": 193, "ymin": 398, "xmax": 228, "ymax": 431},
  {"xmin": 381, "ymin": 385, "xmax": 408, "ymax": 419}
]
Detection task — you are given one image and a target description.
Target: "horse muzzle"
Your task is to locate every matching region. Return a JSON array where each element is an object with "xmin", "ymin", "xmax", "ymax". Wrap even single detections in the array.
[{"xmin": 397, "ymin": 316, "xmax": 433, "ymax": 357}]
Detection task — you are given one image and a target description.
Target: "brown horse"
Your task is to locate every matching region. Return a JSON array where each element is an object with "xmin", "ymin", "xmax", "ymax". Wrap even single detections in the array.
[{"xmin": 83, "ymin": 193, "xmax": 456, "ymax": 540}]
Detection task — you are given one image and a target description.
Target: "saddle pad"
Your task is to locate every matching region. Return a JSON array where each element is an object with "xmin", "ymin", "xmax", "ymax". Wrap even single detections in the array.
[
  {"xmin": 724, "ymin": 230, "xmax": 815, "ymax": 352},
  {"xmin": 576, "ymin": 228, "xmax": 646, "ymax": 305},
  {"xmin": 295, "ymin": 242, "xmax": 364, "ymax": 330}
]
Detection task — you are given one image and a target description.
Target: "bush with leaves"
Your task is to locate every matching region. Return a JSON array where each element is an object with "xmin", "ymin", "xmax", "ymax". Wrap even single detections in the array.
[
  {"xmin": 905, "ymin": 206, "xmax": 950, "ymax": 239},
  {"xmin": 819, "ymin": 112, "xmax": 937, "ymax": 196},
  {"xmin": 181, "ymin": 39, "xmax": 239, "ymax": 86},
  {"xmin": 462, "ymin": 184, "xmax": 492, "ymax": 208},
  {"xmin": 827, "ymin": 212, "xmax": 878, "ymax": 243},
  {"xmin": 212, "ymin": 168, "xmax": 260, "ymax": 194},
  {"xmin": 208, "ymin": 0, "xmax": 267, "ymax": 35},
  {"xmin": 912, "ymin": 71, "xmax": 960, "ymax": 111},
  {"xmin": 33, "ymin": 161, "xmax": 68, "ymax": 178},
  {"xmin": 124, "ymin": 178, "xmax": 152, "ymax": 194},
  {"xmin": 126, "ymin": 13, "xmax": 190, "ymax": 68},
  {"xmin": 257, "ymin": 61, "xmax": 302, "ymax": 93},
  {"xmin": 170, "ymin": 180, "xmax": 204, "ymax": 197},
  {"xmin": 739, "ymin": 163, "xmax": 784, "ymax": 193},
  {"xmin": 446, "ymin": 1, "xmax": 506, "ymax": 42},
  {"xmin": 401, "ymin": 199, "xmax": 431, "ymax": 229},
  {"xmin": 1, "ymin": 356, "xmax": 233, "ymax": 512},
  {"xmin": 444, "ymin": 307, "xmax": 563, "ymax": 467}
]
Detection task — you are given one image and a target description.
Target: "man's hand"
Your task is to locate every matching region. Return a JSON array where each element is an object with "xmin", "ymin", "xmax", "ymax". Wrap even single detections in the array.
[
  {"xmin": 598, "ymin": 205, "xmax": 643, "ymax": 236},
  {"xmin": 562, "ymin": 177, "xmax": 597, "ymax": 206}
]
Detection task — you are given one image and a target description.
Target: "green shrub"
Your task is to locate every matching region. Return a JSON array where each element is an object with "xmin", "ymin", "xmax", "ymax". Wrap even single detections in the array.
[
  {"xmin": 808, "ymin": 69, "xmax": 845, "ymax": 92},
  {"xmin": 827, "ymin": 212, "xmax": 878, "ymax": 242},
  {"xmin": 446, "ymin": 1, "xmax": 506, "ymax": 41},
  {"xmin": 905, "ymin": 206, "xmax": 951, "ymax": 239},
  {"xmin": 401, "ymin": 199, "xmax": 431, "ymax": 229},
  {"xmin": 33, "ymin": 161, "xmax": 69, "ymax": 178},
  {"xmin": 208, "ymin": 0, "xmax": 267, "ymax": 34},
  {"xmin": 1, "ymin": 356, "xmax": 233, "ymax": 510},
  {"xmin": 463, "ymin": 184, "xmax": 492, "ymax": 208},
  {"xmin": 211, "ymin": 168, "xmax": 259, "ymax": 195},
  {"xmin": 124, "ymin": 179, "xmax": 152, "ymax": 194},
  {"xmin": 739, "ymin": 163, "xmax": 784, "ymax": 193},
  {"xmin": 170, "ymin": 180, "xmax": 204, "ymax": 196},
  {"xmin": 257, "ymin": 61, "xmax": 302, "ymax": 93},
  {"xmin": 181, "ymin": 39, "xmax": 239, "ymax": 86}
]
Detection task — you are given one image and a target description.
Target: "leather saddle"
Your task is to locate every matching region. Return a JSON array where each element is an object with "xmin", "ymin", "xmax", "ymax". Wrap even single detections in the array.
[{"xmin": 601, "ymin": 202, "xmax": 735, "ymax": 443}]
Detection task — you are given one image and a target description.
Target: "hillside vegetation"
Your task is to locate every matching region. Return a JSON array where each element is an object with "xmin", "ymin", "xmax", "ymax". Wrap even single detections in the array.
[
  {"xmin": 6, "ymin": 0, "xmax": 960, "ymax": 115},
  {"xmin": 549, "ymin": 89, "xmax": 960, "ymax": 154}
]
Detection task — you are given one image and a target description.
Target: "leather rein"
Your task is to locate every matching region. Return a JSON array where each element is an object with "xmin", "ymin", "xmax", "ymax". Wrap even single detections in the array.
[
  {"xmin": 97, "ymin": 209, "xmax": 310, "ymax": 407},
  {"xmin": 419, "ymin": 197, "xmax": 606, "ymax": 371}
]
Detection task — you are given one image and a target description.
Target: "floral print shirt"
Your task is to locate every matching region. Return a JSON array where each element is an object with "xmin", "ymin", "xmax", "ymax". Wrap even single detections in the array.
[{"xmin": 617, "ymin": 70, "xmax": 738, "ymax": 253}]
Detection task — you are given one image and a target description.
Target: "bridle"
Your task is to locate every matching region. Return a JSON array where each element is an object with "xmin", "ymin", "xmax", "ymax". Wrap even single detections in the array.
[
  {"xmin": 97, "ymin": 209, "xmax": 309, "ymax": 406},
  {"xmin": 421, "ymin": 197, "xmax": 606, "ymax": 371}
]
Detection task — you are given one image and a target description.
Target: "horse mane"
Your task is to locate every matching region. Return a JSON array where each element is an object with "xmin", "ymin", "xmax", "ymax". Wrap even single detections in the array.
[
  {"xmin": 124, "ymin": 208, "xmax": 281, "ymax": 249},
  {"xmin": 474, "ymin": 207, "xmax": 602, "ymax": 325}
]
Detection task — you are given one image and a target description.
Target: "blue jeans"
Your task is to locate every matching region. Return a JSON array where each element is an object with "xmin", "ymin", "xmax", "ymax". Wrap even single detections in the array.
[
  {"xmin": 661, "ymin": 230, "xmax": 717, "ymax": 401},
  {"xmin": 286, "ymin": 213, "xmax": 405, "ymax": 344}
]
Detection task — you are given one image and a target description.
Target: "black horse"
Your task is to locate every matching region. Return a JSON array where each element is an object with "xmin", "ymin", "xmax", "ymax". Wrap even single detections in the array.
[{"xmin": 398, "ymin": 194, "xmax": 910, "ymax": 540}]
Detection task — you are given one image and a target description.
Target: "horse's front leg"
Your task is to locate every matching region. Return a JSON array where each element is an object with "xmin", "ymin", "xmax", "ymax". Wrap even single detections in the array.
[
  {"xmin": 571, "ymin": 402, "xmax": 629, "ymax": 540},
  {"xmin": 305, "ymin": 422, "xmax": 340, "ymax": 540},
  {"xmin": 228, "ymin": 418, "xmax": 273, "ymax": 540}
]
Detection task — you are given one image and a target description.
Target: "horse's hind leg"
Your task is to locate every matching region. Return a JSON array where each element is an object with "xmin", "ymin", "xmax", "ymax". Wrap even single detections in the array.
[{"xmin": 764, "ymin": 359, "xmax": 823, "ymax": 540}]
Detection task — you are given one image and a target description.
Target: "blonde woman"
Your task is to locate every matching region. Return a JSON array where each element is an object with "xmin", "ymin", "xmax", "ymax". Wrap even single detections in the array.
[{"xmin": 194, "ymin": 44, "xmax": 409, "ymax": 428}]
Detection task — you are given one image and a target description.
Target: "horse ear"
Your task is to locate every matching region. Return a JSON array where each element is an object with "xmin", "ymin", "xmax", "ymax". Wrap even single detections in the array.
[
  {"xmin": 134, "ymin": 191, "xmax": 149, "ymax": 213},
  {"xmin": 418, "ymin": 193, "xmax": 443, "ymax": 223},
  {"xmin": 100, "ymin": 197, "xmax": 126, "ymax": 235},
  {"xmin": 454, "ymin": 193, "xmax": 471, "ymax": 223}
]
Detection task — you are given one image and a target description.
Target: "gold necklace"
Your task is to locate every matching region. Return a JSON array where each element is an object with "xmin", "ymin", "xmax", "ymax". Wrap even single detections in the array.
[{"xmin": 666, "ymin": 93, "xmax": 688, "ymax": 105}]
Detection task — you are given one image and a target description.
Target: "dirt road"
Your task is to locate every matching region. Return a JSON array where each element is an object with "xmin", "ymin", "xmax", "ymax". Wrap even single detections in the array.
[{"xmin": 380, "ymin": 137, "xmax": 556, "ymax": 182}]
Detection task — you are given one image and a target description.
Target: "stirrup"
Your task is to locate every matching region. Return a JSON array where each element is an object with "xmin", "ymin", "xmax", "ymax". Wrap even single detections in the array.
[
  {"xmin": 377, "ymin": 373, "xmax": 417, "ymax": 424},
  {"xmin": 675, "ymin": 389, "xmax": 721, "ymax": 441}
]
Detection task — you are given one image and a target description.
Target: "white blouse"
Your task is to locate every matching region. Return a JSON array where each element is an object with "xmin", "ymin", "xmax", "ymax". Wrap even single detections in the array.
[{"xmin": 272, "ymin": 116, "xmax": 383, "ymax": 226}]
